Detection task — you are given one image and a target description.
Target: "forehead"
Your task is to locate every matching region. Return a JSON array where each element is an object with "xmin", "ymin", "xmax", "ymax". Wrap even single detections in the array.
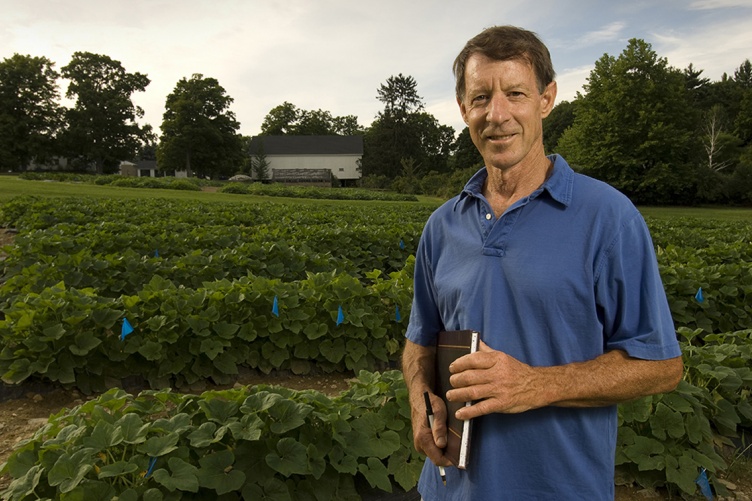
[{"xmin": 464, "ymin": 54, "xmax": 537, "ymax": 89}]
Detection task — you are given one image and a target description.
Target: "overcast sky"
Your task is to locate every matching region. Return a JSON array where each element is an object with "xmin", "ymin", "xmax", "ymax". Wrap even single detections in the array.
[{"xmin": 2, "ymin": 0, "xmax": 751, "ymax": 137}]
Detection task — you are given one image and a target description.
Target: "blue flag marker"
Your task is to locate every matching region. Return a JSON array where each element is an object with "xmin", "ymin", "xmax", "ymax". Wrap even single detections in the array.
[
  {"xmin": 121, "ymin": 318, "xmax": 134, "ymax": 341},
  {"xmin": 272, "ymin": 295, "xmax": 279, "ymax": 317},
  {"xmin": 695, "ymin": 468, "xmax": 713, "ymax": 500},
  {"xmin": 145, "ymin": 457, "xmax": 158, "ymax": 478},
  {"xmin": 154, "ymin": 249, "xmax": 159, "ymax": 258},
  {"xmin": 399, "ymin": 239, "xmax": 405, "ymax": 250},
  {"xmin": 336, "ymin": 305, "xmax": 344, "ymax": 326},
  {"xmin": 695, "ymin": 287, "xmax": 704, "ymax": 303},
  {"xmin": 395, "ymin": 305, "xmax": 401, "ymax": 322}
]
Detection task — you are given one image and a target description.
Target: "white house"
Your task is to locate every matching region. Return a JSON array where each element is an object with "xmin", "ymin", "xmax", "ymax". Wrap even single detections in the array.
[
  {"xmin": 119, "ymin": 160, "xmax": 158, "ymax": 177},
  {"xmin": 248, "ymin": 135, "xmax": 363, "ymax": 187}
]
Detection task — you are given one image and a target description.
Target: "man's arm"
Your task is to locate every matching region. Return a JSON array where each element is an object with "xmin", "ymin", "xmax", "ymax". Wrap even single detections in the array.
[
  {"xmin": 402, "ymin": 339, "xmax": 453, "ymax": 467},
  {"xmin": 447, "ymin": 341, "xmax": 683, "ymax": 420}
]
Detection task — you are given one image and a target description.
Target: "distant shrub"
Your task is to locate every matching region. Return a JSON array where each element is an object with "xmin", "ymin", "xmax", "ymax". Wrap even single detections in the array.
[{"xmin": 168, "ymin": 179, "xmax": 201, "ymax": 191}]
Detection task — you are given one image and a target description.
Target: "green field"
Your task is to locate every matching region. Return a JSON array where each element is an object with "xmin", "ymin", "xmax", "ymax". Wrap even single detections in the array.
[{"xmin": 0, "ymin": 175, "xmax": 750, "ymax": 499}]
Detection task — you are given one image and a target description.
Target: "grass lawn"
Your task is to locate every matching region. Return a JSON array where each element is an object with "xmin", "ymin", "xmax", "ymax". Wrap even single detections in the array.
[
  {"xmin": 639, "ymin": 205, "xmax": 752, "ymax": 221},
  {"xmin": 0, "ymin": 176, "xmax": 442, "ymax": 208},
  {"xmin": 1, "ymin": 175, "xmax": 750, "ymax": 219}
]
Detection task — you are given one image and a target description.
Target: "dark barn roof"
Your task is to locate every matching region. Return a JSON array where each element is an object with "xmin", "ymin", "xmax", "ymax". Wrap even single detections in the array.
[{"xmin": 249, "ymin": 135, "xmax": 363, "ymax": 155}]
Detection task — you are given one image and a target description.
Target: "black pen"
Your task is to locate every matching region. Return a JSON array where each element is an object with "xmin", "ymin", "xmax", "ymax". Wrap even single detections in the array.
[{"xmin": 423, "ymin": 391, "xmax": 447, "ymax": 485}]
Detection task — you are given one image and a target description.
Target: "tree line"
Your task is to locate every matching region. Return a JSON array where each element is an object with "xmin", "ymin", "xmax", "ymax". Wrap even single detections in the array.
[
  {"xmin": 1, "ymin": 40, "xmax": 750, "ymax": 205},
  {"xmin": 547, "ymin": 39, "xmax": 752, "ymax": 205}
]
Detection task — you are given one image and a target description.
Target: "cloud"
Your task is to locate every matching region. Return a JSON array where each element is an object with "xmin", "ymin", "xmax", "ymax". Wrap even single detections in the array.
[
  {"xmin": 651, "ymin": 17, "xmax": 752, "ymax": 78},
  {"xmin": 571, "ymin": 21, "xmax": 627, "ymax": 49},
  {"xmin": 2, "ymin": 0, "xmax": 751, "ymax": 139},
  {"xmin": 555, "ymin": 65, "xmax": 594, "ymax": 102},
  {"xmin": 689, "ymin": 0, "xmax": 752, "ymax": 9}
]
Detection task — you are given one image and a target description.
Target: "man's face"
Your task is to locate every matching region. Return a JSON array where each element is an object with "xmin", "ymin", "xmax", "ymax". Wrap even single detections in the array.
[{"xmin": 458, "ymin": 54, "xmax": 556, "ymax": 172}]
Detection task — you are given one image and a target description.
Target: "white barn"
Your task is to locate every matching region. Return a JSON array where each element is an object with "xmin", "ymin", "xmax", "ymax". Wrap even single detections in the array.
[{"xmin": 248, "ymin": 135, "xmax": 363, "ymax": 187}]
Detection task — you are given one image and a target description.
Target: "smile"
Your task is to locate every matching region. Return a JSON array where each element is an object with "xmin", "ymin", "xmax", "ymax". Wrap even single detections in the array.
[{"xmin": 486, "ymin": 133, "xmax": 516, "ymax": 141}]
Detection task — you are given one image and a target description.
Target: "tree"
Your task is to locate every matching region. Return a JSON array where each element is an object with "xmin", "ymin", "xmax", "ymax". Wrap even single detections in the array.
[
  {"xmin": 158, "ymin": 74, "xmax": 243, "ymax": 179},
  {"xmin": 376, "ymin": 73, "xmax": 423, "ymax": 119},
  {"xmin": 735, "ymin": 83, "xmax": 752, "ymax": 145},
  {"xmin": 542, "ymin": 100, "xmax": 576, "ymax": 154},
  {"xmin": 557, "ymin": 39, "xmax": 695, "ymax": 203},
  {"xmin": 362, "ymin": 74, "xmax": 454, "ymax": 178},
  {"xmin": 260, "ymin": 102, "xmax": 300, "ymax": 135},
  {"xmin": 260, "ymin": 101, "xmax": 361, "ymax": 135},
  {"xmin": 250, "ymin": 142, "xmax": 270, "ymax": 181},
  {"xmin": 702, "ymin": 105, "xmax": 740, "ymax": 172},
  {"xmin": 0, "ymin": 54, "xmax": 63, "ymax": 170},
  {"xmin": 61, "ymin": 52, "xmax": 150, "ymax": 173},
  {"xmin": 451, "ymin": 127, "xmax": 484, "ymax": 170},
  {"xmin": 733, "ymin": 59, "xmax": 752, "ymax": 89}
]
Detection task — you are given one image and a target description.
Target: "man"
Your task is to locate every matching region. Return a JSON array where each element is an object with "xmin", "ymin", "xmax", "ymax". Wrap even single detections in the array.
[{"xmin": 402, "ymin": 26, "xmax": 683, "ymax": 500}]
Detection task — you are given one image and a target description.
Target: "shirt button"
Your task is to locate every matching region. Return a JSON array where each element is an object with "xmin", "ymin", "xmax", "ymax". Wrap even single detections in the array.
[{"xmin": 485, "ymin": 213, "xmax": 492, "ymax": 220}]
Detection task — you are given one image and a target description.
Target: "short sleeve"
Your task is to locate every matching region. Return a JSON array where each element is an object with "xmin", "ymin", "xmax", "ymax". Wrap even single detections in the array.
[{"xmin": 594, "ymin": 213, "xmax": 682, "ymax": 360}]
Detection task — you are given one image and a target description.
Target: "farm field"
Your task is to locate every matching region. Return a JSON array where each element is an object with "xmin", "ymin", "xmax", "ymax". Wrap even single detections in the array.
[{"xmin": 0, "ymin": 176, "xmax": 750, "ymax": 500}]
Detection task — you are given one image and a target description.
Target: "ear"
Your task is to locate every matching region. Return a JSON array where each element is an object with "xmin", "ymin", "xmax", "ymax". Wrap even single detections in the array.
[
  {"xmin": 540, "ymin": 81, "xmax": 557, "ymax": 119},
  {"xmin": 458, "ymin": 96, "xmax": 469, "ymax": 125}
]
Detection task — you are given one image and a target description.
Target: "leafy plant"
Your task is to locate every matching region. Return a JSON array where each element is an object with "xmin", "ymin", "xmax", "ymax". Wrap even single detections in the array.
[{"xmin": 0, "ymin": 370, "xmax": 421, "ymax": 500}]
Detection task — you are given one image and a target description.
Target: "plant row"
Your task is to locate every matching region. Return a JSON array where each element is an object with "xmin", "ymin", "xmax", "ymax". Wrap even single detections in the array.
[
  {"xmin": 220, "ymin": 182, "xmax": 420, "ymax": 202},
  {"xmin": 0, "ymin": 264, "xmax": 413, "ymax": 394},
  {"xmin": 617, "ymin": 328, "xmax": 752, "ymax": 497},
  {"xmin": 1, "ymin": 223, "xmax": 419, "ymax": 303},
  {"xmin": 0, "ymin": 370, "xmax": 423, "ymax": 501},
  {"xmin": 0, "ymin": 196, "xmax": 437, "ymax": 232},
  {"xmin": 2, "ymin": 335, "xmax": 750, "ymax": 501}
]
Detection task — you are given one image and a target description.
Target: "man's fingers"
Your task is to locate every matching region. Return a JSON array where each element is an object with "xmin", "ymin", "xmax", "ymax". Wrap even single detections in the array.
[{"xmin": 449, "ymin": 350, "xmax": 497, "ymax": 375}]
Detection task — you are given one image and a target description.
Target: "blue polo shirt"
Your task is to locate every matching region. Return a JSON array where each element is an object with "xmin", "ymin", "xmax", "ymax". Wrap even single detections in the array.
[{"xmin": 406, "ymin": 155, "xmax": 681, "ymax": 500}]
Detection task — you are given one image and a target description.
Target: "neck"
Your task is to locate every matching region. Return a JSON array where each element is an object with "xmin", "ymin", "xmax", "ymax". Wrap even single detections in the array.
[{"xmin": 483, "ymin": 152, "xmax": 552, "ymax": 217}]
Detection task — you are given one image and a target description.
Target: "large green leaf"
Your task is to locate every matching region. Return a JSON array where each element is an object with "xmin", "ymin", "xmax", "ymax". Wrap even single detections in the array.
[
  {"xmin": 268, "ymin": 399, "xmax": 313, "ymax": 434},
  {"xmin": 622, "ymin": 436, "xmax": 665, "ymax": 467},
  {"xmin": 152, "ymin": 457, "xmax": 199, "ymax": 493},
  {"xmin": 68, "ymin": 331, "xmax": 102, "ymax": 356},
  {"xmin": 2, "ymin": 464, "xmax": 43, "ymax": 499},
  {"xmin": 196, "ymin": 449, "xmax": 246, "ymax": 495},
  {"xmin": 97, "ymin": 460, "xmax": 139, "ymax": 478},
  {"xmin": 82, "ymin": 419, "xmax": 124, "ymax": 452},
  {"xmin": 649, "ymin": 402, "xmax": 685, "ymax": 440},
  {"xmin": 187, "ymin": 422, "xmax": 222, "ymax": 448},
  {"xmin": 358, "ymin": 457, "xmax": 392, "ymax": 492},
  {"xmin": 227, "ymin": 413, "xmax": 264, "ymax": 441},
  {"xmin": 266, "ymin": 437, "xmax": 309, "ymax": 476},
  {"xmin": 665, "ymin": 453, "xmax": 701, "ymax": 495},
  {"xmin": 137, "ymin": 433, "xmax": 180, "ymax": 457},
  {"xmin": 115, "ymin": 413, "xmax": 149, "ymax": 445},
  {"xmin": 213, "ymin": 321, "xmax": 240, "ymax": 339},
  {"xmin": 198, "ymin": 397, "xmax": 239, "ymax": 424},
  {"xmin": 47, "ymin": 447, "xmax": 94, "ymax": 493}
]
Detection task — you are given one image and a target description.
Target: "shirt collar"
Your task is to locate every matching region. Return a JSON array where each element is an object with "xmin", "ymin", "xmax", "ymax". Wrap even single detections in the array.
[{"xmin": 454, "ymin": 154, "xmax": 574, "ymax": 210}]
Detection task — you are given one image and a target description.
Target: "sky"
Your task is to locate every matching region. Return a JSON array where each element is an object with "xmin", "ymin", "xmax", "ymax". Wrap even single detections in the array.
[{"xmin": 2, "ymin": 0, "xmax": 752, "ymax": 138}]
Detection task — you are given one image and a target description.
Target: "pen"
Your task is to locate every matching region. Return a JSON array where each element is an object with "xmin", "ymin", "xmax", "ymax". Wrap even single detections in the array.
[{"xmin": 423, "ymin": 391, "xmax": 447, "ymax": 486}]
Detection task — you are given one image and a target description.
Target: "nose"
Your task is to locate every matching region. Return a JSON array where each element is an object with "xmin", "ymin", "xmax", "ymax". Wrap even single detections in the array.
[{"xmin": 486, "ymin": 94, "xmax": 511, "ymax": 125}]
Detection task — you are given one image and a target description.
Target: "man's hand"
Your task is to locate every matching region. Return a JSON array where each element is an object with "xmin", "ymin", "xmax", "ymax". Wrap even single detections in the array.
[
  {"xmin": 409, "ymin": 391, "xmax": 452, "ymax": 468},
  {"xmin": 446, "ymin": 341, "xmax": 544, "ymax": 419},
  {"xmin": 446, "ymin": 341, "xmax": 684, "ymax": 420},
  {"xmin": 402, "ymin": 339, "xmax": 453, "ymax": 468}
]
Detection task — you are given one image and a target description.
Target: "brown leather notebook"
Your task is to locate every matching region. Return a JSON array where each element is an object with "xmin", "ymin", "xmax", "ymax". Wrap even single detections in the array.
[{"xmin": 435, "ymin": 329, "xmax": 480, "ymax": 469}]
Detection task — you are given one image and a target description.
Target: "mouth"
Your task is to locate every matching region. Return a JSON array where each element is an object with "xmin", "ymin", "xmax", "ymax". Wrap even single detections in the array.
[{"xmin": 485, "ymin": 133, "xmax": 516, "ymax": 142}]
